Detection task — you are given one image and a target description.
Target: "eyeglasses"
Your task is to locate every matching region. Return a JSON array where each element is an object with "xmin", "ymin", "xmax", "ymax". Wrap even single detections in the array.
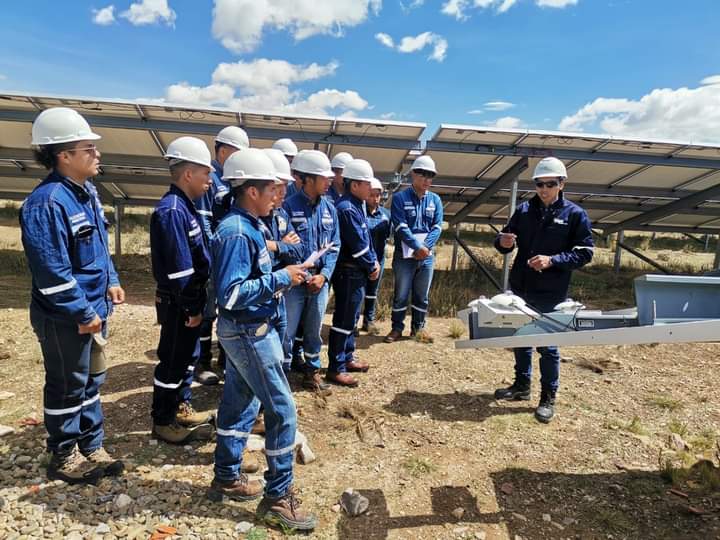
[
  {"xmin": 534, "ymin": 180, "xmax": 560, "ymax": 189},
  {"xmin": 413, "ymin": 169, "xmax": 435, "ymax": 179},
  {"xmin": 65, "ymin": 145, "xmax": 99, "ymax": 155}
]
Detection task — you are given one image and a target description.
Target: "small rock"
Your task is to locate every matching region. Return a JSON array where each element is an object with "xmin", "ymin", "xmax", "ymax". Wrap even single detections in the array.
[
  {"xmin": 0, "ymin": 391, "xmax": 15, "ymax": 401},
  {"xmin": 0, "ymin": 425, "xmax": 15, "ymax": 438},
  {"xmin": 669, "ymin": 433, "xmax": 688, "ymax": 451},
  {"xmin": 474, "ymin": 532, "xmax": 487, "ymax": 540},
  {"xmin": 542, "ymin": 513, "xmax": 551, "ymax": 522},
  {"xmin": 452, "ymin": 507, "xmax": 465, "ymax": 520},
  {"xmin": 562, "ymin": 517, "xmax": 576, "ymax": 526},
  {"xmin": 340, "ymin": 488, "xmax": 369, "ymax": 517},
  {"xmin": 511, "ymin": 513, "xmax": 527, "ymax": 522},
  {"xmin": 148, "ymin": 439, "xmax": 158, "ymax": 446},
  {"xmin": 95, "ymin": 523, "xmax": 111, "ymax": 534},
  {"xmin": 15, "ymin": 455, "xmax": 32, "ymax": 465},
  {"xmin": 331, "ymin": 504, "xmax": 341, "ymax": 513},
  {"xmin": 113, "ymin": 493, "xmax": 133, "ymax": 510},
  {"xmin": 453, "ymin": 526, "xmax": 468, "ymax": 535},
  {"xmin": 235, "ymin": 521, "xmax": 253, "ymax": 533},
  {"xmin": 551, "ymin": 522, "xmax": 565, "ymax": 531},
  {"xmin": 500, "ymin": 482, "xmax": 513, "ymax": 495}
]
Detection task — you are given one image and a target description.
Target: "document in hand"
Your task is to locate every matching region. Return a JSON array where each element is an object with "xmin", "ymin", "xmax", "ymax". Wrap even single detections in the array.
[
  {"xmin": 402, "ymin": 233, "xmax": 428, "ymax": 258},
  {"xmin": 303, "ymin": 243, "xmax": 333, "ymax": 268}
]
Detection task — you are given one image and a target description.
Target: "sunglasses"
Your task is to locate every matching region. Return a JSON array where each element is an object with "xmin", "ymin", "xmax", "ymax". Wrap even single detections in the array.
[
  {"xmin": 64, "ymin": 145, "xmax": 99, "ymax": 155},
  {"xmin": 413, "ymin": 169, "xmax": 435, "ymax": 179},
  {"xmin": 534, "ymin": 180, "xmax": 560, "ymax": 189}
]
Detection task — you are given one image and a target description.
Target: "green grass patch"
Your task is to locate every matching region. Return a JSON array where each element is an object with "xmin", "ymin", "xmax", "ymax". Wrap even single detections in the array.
[
  {"xmin": 403, "ymin": 456, "xmax": 437, "ymax": 477},
  {"xmin": 646, "ymin": 395, "xmax": 683, "ymax": 412}
]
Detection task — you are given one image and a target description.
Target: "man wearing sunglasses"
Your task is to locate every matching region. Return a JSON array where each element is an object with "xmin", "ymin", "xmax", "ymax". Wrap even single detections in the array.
[
  {"xmin": 493, "ymin": 156, "xmax": 594, "ymax": 423},
  {"xmin": 385, "ymin": 155, "xmax": 443, "ymax": 344}
]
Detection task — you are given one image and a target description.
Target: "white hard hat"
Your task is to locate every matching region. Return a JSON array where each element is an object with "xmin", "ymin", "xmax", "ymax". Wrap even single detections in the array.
[
  {"xmin": 272, "ymin": 138, "xmax": 298, "ymax": 157},
  {"xmin": 410, "ymin": 155, "xmax": 437, "ymax": 174},
  {"xmin": 533, "ymin": 157, "xmax": 567, "ymax": 180},
  {"xmin": 291, "ymin": 150, "xmax": 333, "ymax": 177},
  {"xmin": 343, "ymin": 159, "xmax": 376, "ymax": 183},
  {"xmin": 222, "ymin": 147, "xmax": 280, "ymax": 186},
  {"xmin": 370, "ymin": 178, "xmax": 383, "ymax": 191},
  {"xmin": 263, "ymin": 148, "xmax": 294, "ymax": 183},
  {"xmin": 330, "ymin": 152, "xmax": 354, "ymax": 170},
  {"xmin": 31, "ymin": 107, "xmax": 101, "ymax": 146},
  {"xmin": 164, "ymin": 137, "xmax": 214, "ymax": 169},
  {"xmin": 215, "ymin": 126, "xmax": 250, "ymax": 150}
]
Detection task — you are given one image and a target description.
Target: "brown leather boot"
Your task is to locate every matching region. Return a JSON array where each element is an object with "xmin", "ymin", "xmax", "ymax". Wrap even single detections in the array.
[
  {"xmin": 82, "ymin": 447, "xmax": 124, "ymax": 477},
  {"xmin": 302, "ymin": 371, "xmax": 332, "ymax": 394},
  {"xmin": 384, "ymin": 329, "xmax": 402, "ymax": 343},
  {"xmin": 251, "ymin": 416, "xmax": 265, "ymax": 435},
  {"xmin": 47, "ymin": 446, "xmax": 103, "ymax": 485},
  {"xmin": 346, "ymin": 359, "xmax": 369, "ymax": 372},
  {"xmin": 256, "ymin": 487, "xmax": 318, "ymax": 531},
  {"xmin": 326, "ymin": 371, "xmax": 359, "ymax": 387},
  {"xmin": 207, "ymin": 474, "xmax": 265, "ymax": 502}
]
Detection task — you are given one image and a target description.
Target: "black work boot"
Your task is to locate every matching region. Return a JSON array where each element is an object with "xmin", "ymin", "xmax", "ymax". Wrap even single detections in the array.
[
  {"xmin": 535, "ymin": 390, "xmax": 556, "ymax": 424},
  {"xmin": 494, "ymin": 379, "xmax": 531, "ymax": 401}
]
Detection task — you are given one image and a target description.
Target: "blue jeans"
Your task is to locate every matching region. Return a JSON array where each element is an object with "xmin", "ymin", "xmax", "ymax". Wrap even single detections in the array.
[
  {"xmin": 152, "ymin": 295, "xmax": 201, "ymax": 425},
  {"xmin": 215, "ymin": 316, "xmax": 296, "ymax": 499},
  {"xmin": 284, "ymin": 281, "xmax": 330, "ymax": 372},
  {"xmin": 328, "ymin": 267, "xmax": 366, "ymax": 372},
  {"xmin": 199, "ymin": 276, "xmax": 218, "ymax": 362},
  {"xmin": 391, "ymin": 256, "xmax": 434, "ymax": 332},
  {"xmin": 362, "ymin": 259, "xmax": 385, "ymax": 323},
  {"xmin": 30, "ymin": 306, "xmax": 106, "ymax": 455},
  {"xmin": 512, "ymin": 296, "xmax": 561, "ymax": 393}
]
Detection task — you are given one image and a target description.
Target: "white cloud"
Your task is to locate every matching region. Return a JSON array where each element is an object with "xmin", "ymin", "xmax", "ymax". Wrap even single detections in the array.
[
  {"xmin": 483, "ymin": 100, "xmax": 515, "ymax": 111},
  {"xmin": 442, "ymin": 0, "xmax": 576, "ymax": 19},
  {"xmin": 164, "ymin": 58, "xmax": 369, "ymax": 117},
  {"xmin": 375, "ymin": 32, "xmax": 395, "ymax": 48},
  {"xmin": 212, "ymin": 0, "xmax": 382, "ymax": 54},
  {"xmin": 121, "ymin": 0, "xmax": 176, "ymax": 26},
  {"xmin": 0, "ymin": 74, "xmax": 7, "ymax": 81},
  {"xmin": 491, "ymin": 116, "xmax": 524, "ymax": 129},
  {"xmin": 400, "ymin": 0, "xmax": 425, "ymax": 12},
  {"xmin": 92, "ymin": 5, "xmax": 116, "ymax": 25},
  {"xmin": 377, "ymin": 31, "xmax": 448, "ymax": 62},
  {"xmin": 467, "ymin": 109, "xmax": 484, "ymax": 114},
  {"xmin": 380, "ymin": 112, "xmax": 397, "ymax": 119},
  {"xmin": 558, "ymin": 76, "xmax": 720, "ymax": 142}
]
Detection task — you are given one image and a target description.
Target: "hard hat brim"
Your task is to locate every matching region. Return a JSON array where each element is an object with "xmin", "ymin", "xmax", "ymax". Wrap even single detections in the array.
[
  {"xmin": 215, "ymin": 136, "xmax": 248, "ymax": 150},
  {"xmin": 31, "ymin": 131, "xmax": 102, "ymax": 146}
]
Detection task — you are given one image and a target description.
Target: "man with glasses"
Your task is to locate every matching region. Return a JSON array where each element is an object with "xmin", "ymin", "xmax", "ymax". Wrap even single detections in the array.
[
  {"xmin": 385, "ymin": 155, "xmax": 443, "ymax": 344},
  {"xmin": 493, "ymin": 157, "xmax": 594, "ymax": 423},
  {"xmin": 21, "ymin": 107, "xmax": 125, "ymax": 484}
]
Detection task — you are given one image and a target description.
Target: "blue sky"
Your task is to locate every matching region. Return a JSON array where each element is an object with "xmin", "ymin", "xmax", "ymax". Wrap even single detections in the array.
[{"xmin": 1, "ymin": 0, "xmax": 719, "ymax": 142}]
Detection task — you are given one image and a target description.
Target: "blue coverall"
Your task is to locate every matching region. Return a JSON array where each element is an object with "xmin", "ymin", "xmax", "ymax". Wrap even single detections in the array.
[
  {"xmin": 150, "ymin": 184, "xmax": 210, "ymax": 425},
  {"xmin": 363, "ymin": 205, "xmax": 391, "ymax": 324},
  {"xmin": 495, "ymin": 192, "xmax": 594, "ymax": 392},
  {"xmin": 20, "ymin": 172, "xmax": 120, "ymax": 455},
  {"xmin": 328, "ymin": 193, "xmax": 378, "ymax": 372}
]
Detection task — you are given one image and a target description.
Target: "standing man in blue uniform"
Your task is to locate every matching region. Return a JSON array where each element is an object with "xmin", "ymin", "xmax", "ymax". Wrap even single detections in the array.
[
  {"xmin": 385, "ymin": 155, "xmax": 443, "ymax": 344},
  {"xmin": 328, "ymin": 159, "xmax": 381, "ymax": 386},
  {"xmin": 208, "ymin": 148, "xmax": 317, "ymax": 532},
  {"xmin": 326, "ymin": 152, "xmax": 353, "ymax": 205},
  {"xmin": 493, "ymin": 157, "xmax": 594, "ymax": 423},
  {"xmin": 21, "ymin": 107, "xmax": 125, "ymax": 484},
  {"xmin": 282, "ymin": 150, "xmax": 340, "ymax": 392},
  {"xmin": 149, "ymin": 137, "xmax": 216, "ymax": 444},
  {"xmin": 360, "ymin": 178, "xmax": 391, "ymax": 334},
  {"xmin": 195, "ymin": 126, "xmax": 250, "ymax": 385},
  {"xmin": 262, "ymin": 148, "xmax": 304, "ymax": 366}
]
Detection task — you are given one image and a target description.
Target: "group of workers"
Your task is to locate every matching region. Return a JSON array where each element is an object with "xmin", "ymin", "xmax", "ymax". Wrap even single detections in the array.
[{"xmin": 19, "ymin": 106, "xmax": 593, "ymax": 532}]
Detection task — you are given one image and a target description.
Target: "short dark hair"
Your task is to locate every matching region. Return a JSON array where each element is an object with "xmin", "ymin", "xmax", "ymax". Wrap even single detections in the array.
[
  {"xmin": 169, "ymin": 161, "xmax": 195, "ymax": 181},
  {"xmin": 32, "ymin": 142, "xmax": 77, "ymax": 170},
  {"xmin": 232, "ymin": 179, "xmax": 273, "ymax": 200}
]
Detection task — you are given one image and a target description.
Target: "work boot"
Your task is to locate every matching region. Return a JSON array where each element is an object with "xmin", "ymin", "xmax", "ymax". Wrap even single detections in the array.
[
  {"xmin": 384, "ymin": 329, "xmax": 402, "ymax": 343},
  {"xmin": 535, "ymin": 390, "xmax": 556, "ymax": 424},
  {"xmin": 176, "ymin": 402, "xmax": 215, "ymax": 427},
  {"xmin": 346, "ymin": 359, "xmax": 370, "ymax": 373},
  {"xmin": 256, "ymin": 487, "xmax": 318, "ymax": 531},
  {"xmin": 325, "ymin": 371, "xmax": 359, "ymax": 387},
  {"xmin": 47, "ymin": 446, "xmax": 103, "ymax": 485},
  {"xmin": 194, "ymin": 360, "xmax": 220, "ymax": 386},
  {"xmin": 152, "ymin": 421, "xmax": 214, "ymax": 445},
  {"xmin": 413, "ymin": 329, "xmax": 434, "ymax": 344},
  {"xmin": 494, "ymin": 379, "xmax": 531, "ymax": 401},
  {"xmin": 242, "ymin": 449, "xmax": 261, "ymax": 474},
  {"xmin": 302, "ymin": 370, "xmax": 332, "ymax": 394},
  {"xmin": 207, "ymin": 474, "xmax": 265, "ymax": 502},
  {"xmin": 82, "ymin": 446, "xmax": 124, "ymax": 477}
]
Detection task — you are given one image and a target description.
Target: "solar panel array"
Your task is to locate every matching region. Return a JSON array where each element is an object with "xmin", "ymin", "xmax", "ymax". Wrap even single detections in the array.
[{"xmin": 2, "ymin": 92, "xmax": 720, "ymax": 235}]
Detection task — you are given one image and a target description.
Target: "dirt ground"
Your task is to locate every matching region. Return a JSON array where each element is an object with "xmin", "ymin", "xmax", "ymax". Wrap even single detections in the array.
[{"xmin": 1, "ymin": 266, "xmax": 720, "ymax": 540}]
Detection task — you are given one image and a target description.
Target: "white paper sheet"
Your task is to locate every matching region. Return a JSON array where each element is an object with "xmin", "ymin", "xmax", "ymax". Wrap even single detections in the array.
[
  {"xmin": 401, "ymin": 233, "xmax": 428, "ymax": 259},
  {"xmin": 303, "ymin": 243, "xmax": 333, "ymax": 268}
]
